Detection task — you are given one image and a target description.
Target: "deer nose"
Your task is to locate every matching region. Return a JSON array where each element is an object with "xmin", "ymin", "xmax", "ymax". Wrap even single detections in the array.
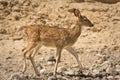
[{"xmin": 90, "ymin": 24, "xmax": 94, "ymax": 27}]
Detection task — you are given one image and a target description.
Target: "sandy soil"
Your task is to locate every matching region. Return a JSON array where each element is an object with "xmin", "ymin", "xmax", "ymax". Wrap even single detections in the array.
[{"xmin": 0, "ymin": 0, "xmax": 120, "ymax": 80}]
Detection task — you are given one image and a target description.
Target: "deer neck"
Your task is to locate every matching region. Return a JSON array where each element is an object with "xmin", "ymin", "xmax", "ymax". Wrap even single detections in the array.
[{"xmin": 69, "ymin": 20, "xmax": 82, "ymax": 40}]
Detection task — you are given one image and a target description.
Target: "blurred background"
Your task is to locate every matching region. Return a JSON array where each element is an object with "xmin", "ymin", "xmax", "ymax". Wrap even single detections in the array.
[{"xmin": 0, "ymin": 0, "xmax": 120, "ymax": 80}]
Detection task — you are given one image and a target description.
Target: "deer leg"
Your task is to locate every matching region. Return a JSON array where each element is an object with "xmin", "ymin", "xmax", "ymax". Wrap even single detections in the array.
[
  {"xmin": 54, "ymin": 47, "xmax": 62, "ymax": 76},
  {"xmin": 65, "ymin": 47, "xmax": 83, "ymax": 69},
  {"xmin": 21, "ymin": 42, "xmax": 37, "ymax": 73},
  {"xmin": 29, "ymin": 44, "xmax": 41, "ymax": 76},
  {"xmin": 56, "ymin": 50, "xmax": 61, "ymax": 63}
]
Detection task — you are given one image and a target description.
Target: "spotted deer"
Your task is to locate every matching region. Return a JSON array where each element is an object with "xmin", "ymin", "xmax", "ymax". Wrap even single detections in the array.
[{"xmin": 20, "ymin": 8, "xmax": 94, "ymax": 76}]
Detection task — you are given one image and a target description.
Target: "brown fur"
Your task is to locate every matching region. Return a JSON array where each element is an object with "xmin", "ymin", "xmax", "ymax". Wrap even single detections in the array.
[{"xmin": 21, "ymin": 8, "xmax": 94, "ymax": 76}]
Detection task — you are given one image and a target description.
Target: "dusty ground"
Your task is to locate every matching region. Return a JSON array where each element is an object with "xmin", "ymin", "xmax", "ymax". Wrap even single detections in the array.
[{"xmin": 0, "ymin": 0, "xmax": 120, "ymax": 80}]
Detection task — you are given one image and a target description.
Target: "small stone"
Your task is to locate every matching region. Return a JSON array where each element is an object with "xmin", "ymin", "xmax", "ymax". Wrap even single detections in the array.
[
  {"xmin": 92, "ymin": 69, "xmax": 99, "ymax": 74},
  {"xmin": 57, "ymin": 75, "xmax": 62, "ymax": 80},
  {"xmin": 47, "ymin": 55, "xmax": 56, "ymax": 62},
  {"xmin": 57, "ymin": 67, "xmax": 67, "ymax": 73},
  {"xmin": 72, "ymin": 64, "xmax": 79, "ymax": 68},
  {"xmin": 75, "ymin": 77, "xmax": 80, "ymax": 80},
  {"xmin": 12, "ymin": 36, "xmax": 22, "ymax": 40},
  {"xmin": 39, "ymin": 57, "xmax": 45, "ymax": 61},
  {"xmin": 11, "ymin": 12, "xmax": 21, "ymax": 20},
  {"xmin": 47, "ymin": 61, "xmax": 55, "ymax": 65},
  {"xmin": 48, "ymin": 76, "xmax": 57, "ymax": 80},
  {"xmin": 40, "ymin": 68, "xmax": 47, "ymax": 74},
  {"xmin": 80, "ymin": 78, "xmax": 86, "ymax": 80},
  {"xmin": 8, "ymin": 72, "xmax": 26, "ymax": 80},
  {"xmin": 47, "ymin": 72, "xmax": 53, "ymax": 76},
  {"xmin": 115, "ymin": 75, "xmax": 120, "ymax": 79},
  {"xmin": 64, "ymin": 70, "xmax": 75, "ymax": 75},
  {"xmin": 107, "ymin": 76, "xmax": 113, "ymax": 80},
  {"xmin": 12, "ymin": 6, "xmax": 20, "ymax": 12},
  {"xmin": 62, "ymin": 77, "xmax": 69, "ymax": 80},
  {"xmin": 102, "ymin": 77, "xmax": 108, "ymax": 80},
  {"xmin": 115, "ymin": 69, "xmax": 120, "ymax": 73}
]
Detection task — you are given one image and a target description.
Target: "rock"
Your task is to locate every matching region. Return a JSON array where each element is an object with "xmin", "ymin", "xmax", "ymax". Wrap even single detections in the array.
[
  {"xmin": 47, "ymin": 76, "xmax": 57, "ymax": 80},
  {"xmin": 90, "ymin": 61, "xmax": 112, "ymax": 75},
  {"xmin": 12, "ymin": 6, "xmax": 20, "ymax": 12},
  {"xmin": 115, "ymin": 69, "xmax": 120, "ymax": 73},
  {"xmin": 72, "ymin": 64, "xmax": 79, "ymax": 68},
  {"xmin": 8, "ymin": 72, "xmax": 26, "ymax": 80},
  {"xmin": 11, "ymin": 12, "xmax": 21, "ymax": 20},
  {"xmin": 96, "ymin": 53, "xmax": 107, "ymax": 64},
  {"xmin": 12, "ymin": 36, "xmax": 22, "ymax": 40},
  {"xmin": 112, "ymin": 69, "xmax": 120, "ymax": 75},
  {"xmin": 47, "ymin": 72, "xmax": 53, "ymax": 76},
  {"xmin": 47, "ymin": 61, "xmax": 55, "ymax": 65},
  {"xmin": 92, "ymin": 69, "xmax": 99, "ymax": 74},
  {"xmin": 30, "ymin": 74, "xmax": 41, "ymax": 80},
  {"xmin": 101, "ymin": 77, "xmax": 108, "ymax": 80},
  {"xmin": 47, "ymin": 55, "xmax": 56, "ymax": 62},
  {"xmin": 40, "ymin": 68, "xmax": 47, "ymax": 74},
  {"xmin": 114, "ymin": 75, "xmax": 120, "ymax": 80},
  {"xmin": 64, "ymin": 69, "xmax": 75, "ymax": 75},
  {"xmin": 75, "ymin": 77, "xmax": 80, "ymax": 80},
  {"xmin": 62, "ymin": 77, "xmax": 69, "ymax": 80},
  {"xmin": 107, "ymin": 76, "xmax": 113, "ymax": 80},
  {"xmin": 57, "ymin": 67, "xmax": 67, "ymax": 73}
]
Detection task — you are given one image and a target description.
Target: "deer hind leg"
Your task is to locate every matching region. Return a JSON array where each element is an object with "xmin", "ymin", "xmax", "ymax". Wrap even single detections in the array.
[
  {"xmin": 65, "ymin": 47, "xmax": 83, "ymax": 70},
  {"xmin": 54, "ymin": 47, "xmax": 62, "ymax": 76},
  {"xmin": 21, "ymin": 42, "xmax": 37, "ymax": 73},
  {"xmin": 29, "ymin": 44, "xmax": 41, "ymax": 76}
]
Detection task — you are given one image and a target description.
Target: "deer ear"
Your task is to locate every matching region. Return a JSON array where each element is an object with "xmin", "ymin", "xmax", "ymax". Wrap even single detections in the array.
[{"xmin": 74, "ymin": 9, "xmax": 81, "ymax": 17}]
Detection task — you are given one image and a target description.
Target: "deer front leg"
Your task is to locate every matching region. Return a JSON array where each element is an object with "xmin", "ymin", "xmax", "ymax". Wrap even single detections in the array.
[
  {"xmin": 65, "ymin": 47, "xmax": 83, "ymax": 70},
  {"xmin": 29, "ymin": 44, "xmax": 41, "ymax": 76},
  {"xmin": 54, "ymin": 47, "xmax": 62, "ymax": 76},
  {"xmin": 21, "ymin": 42, "xmax": 37, "ymax": 73}
]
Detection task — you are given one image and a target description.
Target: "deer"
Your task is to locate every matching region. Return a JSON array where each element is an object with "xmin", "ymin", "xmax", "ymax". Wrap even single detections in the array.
[{"xmin": 20, "ymin": 8, "xmax": 94, "ymax": 76}]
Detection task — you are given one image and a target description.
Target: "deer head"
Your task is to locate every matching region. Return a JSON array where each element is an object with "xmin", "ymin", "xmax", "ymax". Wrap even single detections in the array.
[{"xmin": 68, "ymin": 8, "xmax": 94, "ymax": 27}]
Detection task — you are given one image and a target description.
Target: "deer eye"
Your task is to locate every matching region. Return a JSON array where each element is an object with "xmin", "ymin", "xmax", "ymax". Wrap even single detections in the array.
[{"xmin": 82, "ymin": 16, "xmax": 87, "ymax": 20}]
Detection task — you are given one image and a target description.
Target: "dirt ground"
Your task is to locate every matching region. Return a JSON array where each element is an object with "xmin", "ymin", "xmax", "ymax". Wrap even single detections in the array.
[{"xmin": 0, "ymin": 0, "xmax": 120, "ymax": 80}]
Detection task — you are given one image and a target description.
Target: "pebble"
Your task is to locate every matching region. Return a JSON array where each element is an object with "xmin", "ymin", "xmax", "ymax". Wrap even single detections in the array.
[
  {"xmin": 47, "ymin": 76, "xmax": 57, "ymax": 80},
  {"xmin": 8, "ymin": 72, "xmax": 26, "ymax": 80},
  {"xmin": 92, "ymin": 69, "xmax": 99, "ymax": 74},
  {"xmin": 40, "ymin": 68, "xmax": 47, "ymax": 74},
  {"xmin": 64, "ymin": 70, "xmax": 75, "ymax": 75},
  {"xmin": 115, "ymin": 75, "xmax": 120, "ymax": 79},
  {"xmin": 115, "ymin": 69, "xmax": 120, "ymax": 73},
  {"xmin": 47, "ymin": 55, "xmax": 56, "ymax": 62},
  {"xmin": 62, "ymin": 77, "xmax": 69, "ymax": 80},
  {"xmin": 107, "ymin": 76, "xmax": 113, "ymax": 80},
  {"xmin": 57, "ymin": 67, "xmax": 67, "ymax": 73},
  {"xmin": 71, "ymin": 64, "xmax": 79, "ymax": 68},
  {"xmin": 47, "ymin": 61, "xmax": 55, "ymax": 65},
  {"xmin": 75, "ymin": 77, "xmax": 80, "ymax": 80},
  {"xmin": 101, "ymin": 77, "xmax": 108, "ymax": 80},
  {"xmin": 39, "ymin": 57, "xmax": 45, "ymax": 61}
]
